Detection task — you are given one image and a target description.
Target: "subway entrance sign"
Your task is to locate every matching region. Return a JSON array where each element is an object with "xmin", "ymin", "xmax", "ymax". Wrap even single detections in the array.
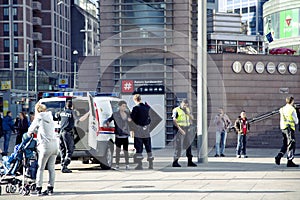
[
  {"xmin": 121, "ymin": 79, "xmax": 164, "ymax": 94},
  {"xmin": 59, "ymin": 78, "xmax": 69, "ymax": 88}
]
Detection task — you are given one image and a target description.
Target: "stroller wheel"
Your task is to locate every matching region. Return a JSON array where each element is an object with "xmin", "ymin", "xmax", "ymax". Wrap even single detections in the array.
[
  {"xmin": 30, "ymin": 183, "xmax": 36, "ymax": 191},
  {"xmin": 10, "ymin": 185, "xmax": 17, "ymax": 193},
  {"xmin": 19, "ymin": 186, "xmax": 23, "ymax": 194},
  {"xmin": 5, "ymin": 185, "xmax": 10, "ymax": 193},
  {"xmin": 25, "ymin": 188, "xmax": 30, "ymax": 196}
]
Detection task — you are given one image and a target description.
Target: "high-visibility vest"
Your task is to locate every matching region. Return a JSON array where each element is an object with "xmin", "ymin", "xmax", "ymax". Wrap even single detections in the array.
[
  {"xmin": 280, "ymin": 104, "xmax": 296, "ymax": 130},
  {"xmin": 173, "ymin": 107, "xmax": 190, "ymax": 127}
]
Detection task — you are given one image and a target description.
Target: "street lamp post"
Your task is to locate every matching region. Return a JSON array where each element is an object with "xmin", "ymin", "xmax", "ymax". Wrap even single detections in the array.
[
  {"xmin": 72, "ymin": 50, "xmax": 78, "ymax": 90},
  {"xmin": 34, "ymin": 51, "xmax": 38, "ymax": 102}
]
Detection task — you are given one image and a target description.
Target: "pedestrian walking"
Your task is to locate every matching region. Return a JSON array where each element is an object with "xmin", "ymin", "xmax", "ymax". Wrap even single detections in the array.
[
  {"xmin": 234, "ymin": 111, "xmax": 250, "ymax": 158},
  {"xmin": 59, "ymin": 100, "xmax": 75, "ymax": 173},
  {"xmin": 213, "ymin": 108, "xmax": 232, "ymax": 157},
  {"xmin": 275, "ymin": 96, "xmax": 299, "ymax": 167},
  {"xmin": 28, "ymin": 103, "xmax": 58, "ymax": 196},
  {"xmin": 131, "ymin": 94, "xmax": 153, "ymax": 170},
  {"xmin": 172, "ymin": 99, "xmax": 197, "ymax": 167},
  {"xmin": 2, "ymin": 111, "xmax": 14, "ymax": 156},
  {"xmin": 106, "ymin": 100, "xmax": 132, "ymax": 170},
  {"xmin": 15, "ymin": 112, "xmax": 29, "ymax": 145}
]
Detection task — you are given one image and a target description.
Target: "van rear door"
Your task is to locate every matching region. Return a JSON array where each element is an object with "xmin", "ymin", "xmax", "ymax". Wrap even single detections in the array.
[
  {"xmin": 72, "ymin": 97, "xmax": 90, "ymax": 150},
  {"xmin": 88, "ymin": 93, "xmax": 98, "ymax": 150}
]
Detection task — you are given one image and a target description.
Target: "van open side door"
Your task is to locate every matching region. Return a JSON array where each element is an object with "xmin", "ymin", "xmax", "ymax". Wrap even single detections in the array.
[{"xmin": 88, "ymin": 93, "xmax": 98, "ymax": 150}]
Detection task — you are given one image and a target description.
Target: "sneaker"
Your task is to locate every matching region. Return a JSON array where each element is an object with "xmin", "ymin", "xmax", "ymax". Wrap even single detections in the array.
[
  {"xmin": 241, "ymin": 155, "xmax": 248, "ymax": 158},
  {"xmin": 220, "ymin": 154, "xmax": 225, "ymax": 157},
  {"xmin": 61, "ymin": 167, "xmax": 72, "ymax": 173},
  {"xmin": 236, "ymin": 155, "xmax": 241, "ymax": 158},
  {"xmin": 214, "ymin": 154, "xmax": 220, "ymax": 157},
  {"xmin": 30, "ymin": 187, "xmax": 42, "ymax": 196},
  {"xmin": 135, "ymin": 165, "xmax": 143, "ymax": 170},
  {"xmin": 275, "ymin": 155, "xmax": 281, "ymax": 165},
  {"xmin": 172, "ymin": 160, "xmax": 181, "ymax": 167},
  {"xmin": 125, "ymin": 165, "xmax": 130, "ymax": 170},
  {"xmin": 115, "ymin": 165, "xmax": 119, "ymax": 169},
  {"xmin": 287, "ymin": 160, "xmax": 299, "ymax": 167},
  {"xmin": 42, "ymin": 186, "xmax": 54, "ymax": 196}
]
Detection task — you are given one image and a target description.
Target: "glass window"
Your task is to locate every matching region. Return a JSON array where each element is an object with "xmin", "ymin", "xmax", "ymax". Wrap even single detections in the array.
[
  {"xmin": 234, "ymin": 8, "xmax": 240, "ymax": 14},
  {"xmin": 242, "ymin": 7, "xmax": 248, "ymax": 14},
  {"xmin": 4, "ymin": 39, "xmax": 10, "ymax": 48},
  {"xmin": 13, "ymin": 7, "xmax": 17, "ymax": 16},
  {"xmin": 3, "ymin": 23, "xmax": 9, "ymax": 32},
  {"xmin": 13, "ymin": 23, "xmax": 18, "ymax": 34},
  {"xmin": 4, "ymin": 55, "xmax": 9, "ymax": 68},
  {"xmin": 4, "ymin": 7, "xmax": 9, "ymax": 16},
  {"xmin": 14, "ymin": 55, "xmax": 18, "ymax": 68},
  {"xmin": 250, "ymin": 6, "xmax": 256, "ymax": 13},
  {"xmin": 14, "ymin": 39, "xmax": 18, "ymax": 49}
]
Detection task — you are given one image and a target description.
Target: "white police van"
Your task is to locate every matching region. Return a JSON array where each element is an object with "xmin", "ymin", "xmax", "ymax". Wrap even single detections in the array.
[{"xmin": 39, "ymin": 91, "xmax": 124, "ymax": 169}]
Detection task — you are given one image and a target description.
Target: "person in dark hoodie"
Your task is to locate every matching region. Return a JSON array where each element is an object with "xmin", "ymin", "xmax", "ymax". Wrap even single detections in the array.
[
  {"xmin": 131, "ymin": 94, "xmax": 153, "ymax": 170},
  {"xmin": 2, "ymin": 111, "xmax": 14, "ymax": 156},
  {"xmin": 106, "ymin": 100, "xmax": 132, "ymax": 170}
]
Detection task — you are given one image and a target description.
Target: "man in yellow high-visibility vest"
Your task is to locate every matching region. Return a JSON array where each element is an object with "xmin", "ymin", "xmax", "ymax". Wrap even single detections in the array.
[
  {"xmin": 275, "ymin": 96, "xmax": 299, "ymax": 167},
  {"xmin": 172, "ymin": 99, "xmax": 197, "ymax": 167}
]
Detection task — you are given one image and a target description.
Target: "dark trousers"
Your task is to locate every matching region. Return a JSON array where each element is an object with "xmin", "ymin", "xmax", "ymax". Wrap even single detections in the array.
[
  {"xmin": 173, "ymin": 126, "xmax": 193, "ymax": 160},
  {"xmin": 278, "ymin": 128, "xmax": 296, "ymax": 160},
  {"xmin": 59, "ymin": 131, "xmax": 74, "ymax": 166},
  {"xmin": 236, "ymin": 133, "xmax": 247, "ymax": 155},
  {"xmin": 115, "ymin": 137, "xmax": 129, "ymax": 165},
  {"xmin": 134, "ymin": 137, "xmax": 153, "ymax": 160}
]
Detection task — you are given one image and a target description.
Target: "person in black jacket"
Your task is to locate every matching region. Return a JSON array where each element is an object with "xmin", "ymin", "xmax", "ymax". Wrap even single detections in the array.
[
  {"xmin": 131, "ymin": 94, "xmax": 153, "ymax": 170},
  {"xmin": 15, "ymin": 112, "xmax": 29, "ymax": 145},
  {"xmin": 106, "ymin": 100, "xmax": 132, "ymax": 170},
  {"xmin": 59, "ymin": 100, "xmax": 75, "ymax": 173}
]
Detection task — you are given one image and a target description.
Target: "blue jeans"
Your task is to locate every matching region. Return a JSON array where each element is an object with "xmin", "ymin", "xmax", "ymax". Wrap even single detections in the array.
[
  {"xmin": 236, "ymin": 134, "xmax": 247, "ymax": 155},
  {"xmin": 215, "ymin": 130, "xmax": 227, "ymax": 155},
  {"xmin": 3, "ymin": 130, "xmax": 12, "ymax": 154}
]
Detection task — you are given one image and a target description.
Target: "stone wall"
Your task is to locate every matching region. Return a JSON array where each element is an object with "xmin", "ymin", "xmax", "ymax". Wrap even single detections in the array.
[{"xmin": 208, "ymin": 53, "xmax": 300, "ymax": 148}]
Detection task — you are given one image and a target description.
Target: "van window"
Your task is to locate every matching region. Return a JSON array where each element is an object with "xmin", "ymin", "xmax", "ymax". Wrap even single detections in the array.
[
  {"xmin": 97, "ymin": 101, "xmax": 112, "ymax": 126},
  {"xmin": 41, "ymin": 101, "xmax": 65, "ymax": 121}
]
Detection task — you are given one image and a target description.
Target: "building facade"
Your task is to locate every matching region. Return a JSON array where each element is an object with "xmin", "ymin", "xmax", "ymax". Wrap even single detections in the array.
[
  {"xmin": 263, "ymin": 0, "xmax": 300, "ymax": 53},
  {"xmin": 220, "ymin": 0, "xmax": 268, "ymax": 36},
  {"xmin": 78, "ymin": 0, "xmax": 198, "ymax": 144}
]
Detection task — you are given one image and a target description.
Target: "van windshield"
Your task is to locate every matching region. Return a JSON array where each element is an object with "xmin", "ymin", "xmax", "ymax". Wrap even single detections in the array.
[{"xmin": 41, "ymin": 101, "xmax": 65, "ymax": 121}]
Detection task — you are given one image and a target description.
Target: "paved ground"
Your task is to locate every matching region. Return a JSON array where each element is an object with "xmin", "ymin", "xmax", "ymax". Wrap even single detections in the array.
[{"xmin": 1, "ymin": 134, "xmax": 300, "ymax": 199}]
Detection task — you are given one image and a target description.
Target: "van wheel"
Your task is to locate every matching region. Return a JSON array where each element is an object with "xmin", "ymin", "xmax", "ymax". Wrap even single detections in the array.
[{"xmin": 100, "ymin": 145, "xmax": 113, "ymax": 170}]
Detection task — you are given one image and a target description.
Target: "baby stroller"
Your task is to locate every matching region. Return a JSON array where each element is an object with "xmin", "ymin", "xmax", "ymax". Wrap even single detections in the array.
[{"xmin": 0, "ymin": 133, "xmax": 38, "ymax": 196}]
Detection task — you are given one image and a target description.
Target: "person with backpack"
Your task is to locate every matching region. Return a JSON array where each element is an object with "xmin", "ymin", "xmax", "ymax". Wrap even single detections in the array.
[
  {"xmin": 172, "ymin": 99, "xmax": 197, "ymax": 167},
  {"xmin": 131, "ymin": 94, "xmax": 153, "ymax": 170}
]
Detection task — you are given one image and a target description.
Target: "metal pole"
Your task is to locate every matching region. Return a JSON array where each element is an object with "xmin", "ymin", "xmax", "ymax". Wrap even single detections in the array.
[
  {"xmin": 34, "ymin": 51, "xmax": 38, "ymax": 102},
  {"xmin": 73, "ymin": 61, "xmax": 76, "ymax": 90},
  {"xmin": 9, "ymin": 0, "xmax": 15, "ymax": 89},
  {"xmin": 197, "ymin": 0, "xmax": 208, "ymax": 163},
  {"xmin": 26, "ymin": 44, "xmax": 29, "ymax": 109}
]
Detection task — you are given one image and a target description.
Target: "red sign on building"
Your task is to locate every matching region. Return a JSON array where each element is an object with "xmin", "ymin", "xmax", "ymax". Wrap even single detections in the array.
[{"xmin": 121, "ymin": 80, "xmax": 134, "ymax": 93}]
